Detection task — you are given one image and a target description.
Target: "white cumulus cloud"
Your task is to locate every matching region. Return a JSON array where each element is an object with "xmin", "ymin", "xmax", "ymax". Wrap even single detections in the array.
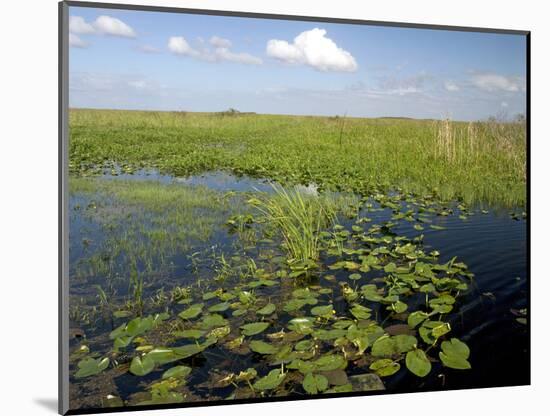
[
  {"xmin": 68, "ymin": 15, "xmax": 137, "ymax": 43},
  {"xmin": 470, "ymin": 73, "xmax": 524, "ymax": 92},
  {"xmin": 69, "ymin": 33, "xmax": 88, "ymax": 48},
  {"xmin": 168, "ymin": 36, "xmax": 200, "ymax": 57},
  {"xmin": 266, "ymin": 28, "xmax": 357, "ymax": 72},
  {"xmin": 168, "ymin": 36, "xmax": 262, "ymax": 65},
  {"xmin": 69, "ymin": 16, "xmax": 95, "ymax": 34},
  {"xmin": 93, "ymin": 15, "xmax": 136, "ymax": 38},
  {"xmin": 209, "ymin": 36, "xmax": 232, "ymax": 48}
]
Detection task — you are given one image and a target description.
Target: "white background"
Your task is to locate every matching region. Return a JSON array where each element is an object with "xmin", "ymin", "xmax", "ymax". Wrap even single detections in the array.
[{"xmin": 0, "ymin": 0, "xmax": 547, "ymax": 415}]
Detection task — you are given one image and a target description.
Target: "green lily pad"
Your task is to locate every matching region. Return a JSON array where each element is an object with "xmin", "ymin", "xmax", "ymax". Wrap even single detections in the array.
[
  {"xmin": 441, "ymin": 338, "xmax": 470, "ymax": 358},
  {"xmin": 288, "ymin": 359, "xmax": 316, "ymax": 374},
  {"xmin": 439, "ymin": 352, "xmax": 471, "ymax": 369},
  {"xmin": 208, "ymin": 326, "xmax": 231, "ymax": 339},
  {"xmin": 178, "ymin": 303, "xmax": 204, "ymax": 320},
  {"xmin": 311, "ymin": 304, "xmax": 334, "ymax": 317},
  {"xmin": 372, "ymin": 335, "xmax": 417, "ymax": 357},
  {"xmin": 314, "ymin": 354, "xmax": 347, "ymax": 371},
  {"xmin": 303, "ymin": 373, "xmax": 329, "ymax": 394},
  {"xmin": 75, "ymin": 357, "xmax": 110, "ymax": 379},
  {"xmin": 129, "ymin": 355, "xmax": 155, "ymax": 376},
  {"xmin": 240, "ymin": 322, "xmax": 270, "ymax": 336},
  {"xmin": 172, "ymin": 343, "xmax": 205, "ymax": 359},
  {"xmin": 295, "ymin": 339, "xmax": 315, "ymax": 351},
  {"xmin": 113, "ymin": 336, "xmax": 133, "ymax": 351},
  {"xmin": 249, "ymin": 340, "xmax": 278, "ymax": 354},
  {"xmin": 173, "ymin": 329, "xmax": 205, "ymax": 339},
  {"xmin": 208, "ymin": 302, "xmax": 230, "ymax": 313},
  {"xmin": 287, "ymin": 317, "xmax": 315, "ymax": 334},
  {"xmin": 439, "ymin": 338, "xmax": 471, "ymax": 369},
  {"xmin": 162, "ymin": 365, "xmax": 192, "ymax": 379},
  {"xmin": 147, "ymin": 348, "xmax": 181, "ymax": 365},
  {"xmin": 406, "ymin": 349, "xmax": 432, "ymax": 377},
  {"xmin": 252, "ymin": 369, "xmax": 286, "ymax": 390},
  {"xmin": 235, "ymin": 368, "xmax": 258, "ymax": 382},
  {"xmin": 369, "ymin": 359, "xmax": 400, "ymax": 377},
  {"xmin": 391, "ymin": 300, "xmax": 408, "ymax": 314},
  {"xmin": 313, "ymin": 328, "xmax": 348, "ymax": 340},
  {"xmin": 257, "ymin": 303, "xmax": 276, "ymax": 315},
  {"xmin": 350, "ymin": 304, "xmax": 372, "ymax": 320},
  {"xmin": 199, "ymin": 314, "xmax": 228, "ymax": 329},
  {"xmin": 361, "ymin": 284, "xmax": 384, "ymax": 302}
]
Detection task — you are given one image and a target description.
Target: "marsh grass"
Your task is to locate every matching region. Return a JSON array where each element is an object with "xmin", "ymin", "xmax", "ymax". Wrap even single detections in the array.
[
  {"xmin": 248, "ymin": 185, "xmax": 336, "ymax": 264},
  {"xmin": 69, "ymin": 178, "xmax": 246, "ymax": 308},
  {"xmin": 69, "ymin": 109, "xmax": 527, "ymax": 207}
]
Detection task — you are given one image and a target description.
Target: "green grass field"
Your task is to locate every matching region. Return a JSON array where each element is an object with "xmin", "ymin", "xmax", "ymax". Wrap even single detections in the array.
[{"xmin": 69, "ymin": 108, "xmax": 526, "ymax": 207}]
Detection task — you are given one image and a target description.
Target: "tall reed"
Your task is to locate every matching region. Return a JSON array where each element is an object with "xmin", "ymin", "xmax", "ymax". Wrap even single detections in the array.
[{"xmin": 248, "ymin": 185, "xmax": 335, "ymax": 264}]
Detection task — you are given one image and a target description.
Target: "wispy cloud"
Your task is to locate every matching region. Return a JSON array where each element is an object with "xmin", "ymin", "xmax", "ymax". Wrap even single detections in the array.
[
  {"xmin": 470, "ymin": 72, "xmax": 525, "ymax": 92},
  {"xmin": 375, "ymin": 72, "xmax": 432, "ymax": 96},
  {"xmin": 168, "ymin": 36, "xmax": 262, "ymax": 65},
  {"xmin": 137, "ymin": 44, "xmax": 162, "ymax": 54},
  {"xmin": 266, "ymin": 28, "xmax": 357, "ymax": 72},
  {"xmin": 444, "ymin": 81, "xmax": 460, "ymax": 92}
]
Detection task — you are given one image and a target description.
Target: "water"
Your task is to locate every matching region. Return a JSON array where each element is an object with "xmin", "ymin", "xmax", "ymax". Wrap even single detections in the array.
[{"xmin": 68, "ymin": 170, "xmax": 528, "ymax": 408}]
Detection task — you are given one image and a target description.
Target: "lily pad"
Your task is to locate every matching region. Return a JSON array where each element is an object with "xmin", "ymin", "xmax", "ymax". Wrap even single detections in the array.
[
  {"xmin": 311, "ymin": 304, "xmax": 334, "ymax": 317},
  {"xmin": 295, "ymin": 339, "xmax": 315, "ymax": 351},
  {"xmin": 314, "ymin": 354, "xmax": 347, "ymax": 371},
  {"xmin": 257, "ymin": 303, "xmax": 276, "ymax": 315},
  {"xmin": 75, "ymin": 357, "xmax": 110, "ymax": 379},
  {"xmin": 173, "ymin": 329, "xmax": 205, "ymax": 339},
  {"xmin": 350, "ymin": 304, "xmax": 372, "ymax": 320},
  {"xmin": 147, "ymin": 348, "xmax": 181, "ymax": 365},
  {"xmin": 249, "ymin": 340, "xmax": 278, "ymax": 354},
  {"xmin": 172, "ymin": 343, "xmax": 205, "ymax": 359},
  {"xmin": 287, "ymin": 317, "xmax": 315, "ymax": 334},
  {"xmin": 200, "ymin": 314, "xmax": 228, "ymax": 329},
  {"xmin": 303, "ymin": 373, "xmax": 329, "ymax": 394},
  {"xmin": 240, "ymin": 322, "xmax": 270, "ymax": 336},
  {"xmin": 391, "ymin": 300, "xmax": 408, "ymax": 314},
  {"xmin": 162, "ymin": 365, "xmax": 192, "ymax": 379},
  {"xmin": 129, "ymin": 355, "xmax": 155, "ymax": 376},
  {"xmin": 369, "ymin": 359, "xmax": 400, "ymax": 377},
  {"xmin": 439, "ymin": 338, "xmax": 471, "ymax": 370},
  {"xmin": 178, "ymin": 303, "xmax": 204, "ymax": 320},
  {"xmin": 252, "ymin": 369, "xmax": 286, "ymax": 390},
  {"xmin": 405, "ymin": 349, "xmax": 432, "ymax": 377},
  {"xmin": 208, "ymin": 302, "xmax": 230, "ymax": 313}
]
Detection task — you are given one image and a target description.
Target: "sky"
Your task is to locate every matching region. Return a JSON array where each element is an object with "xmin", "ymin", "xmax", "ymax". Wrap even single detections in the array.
[{"xmin": 68, "ymin": 6, "xmax": 527, "ymax": 121}]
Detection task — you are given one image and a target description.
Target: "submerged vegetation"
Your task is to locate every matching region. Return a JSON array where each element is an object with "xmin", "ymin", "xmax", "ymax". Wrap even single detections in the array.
[
  {"xmin": 67, "ymin": 109, "xmax": 528, "ymax": 410},
  {"xmin": 69, "ymin": 109, "xmax": 526, "ymax": 207}
]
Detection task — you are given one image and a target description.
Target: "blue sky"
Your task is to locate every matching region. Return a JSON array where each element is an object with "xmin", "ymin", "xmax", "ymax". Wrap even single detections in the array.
[{"xmin": 68, "ymin": 6, "xmax": 527, "ymax": 121}]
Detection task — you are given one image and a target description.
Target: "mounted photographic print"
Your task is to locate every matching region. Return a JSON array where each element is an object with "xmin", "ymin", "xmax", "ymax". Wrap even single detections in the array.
[{"xmin": 59, "ymin": 1, "xmax": 530, "ymax": 414}]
